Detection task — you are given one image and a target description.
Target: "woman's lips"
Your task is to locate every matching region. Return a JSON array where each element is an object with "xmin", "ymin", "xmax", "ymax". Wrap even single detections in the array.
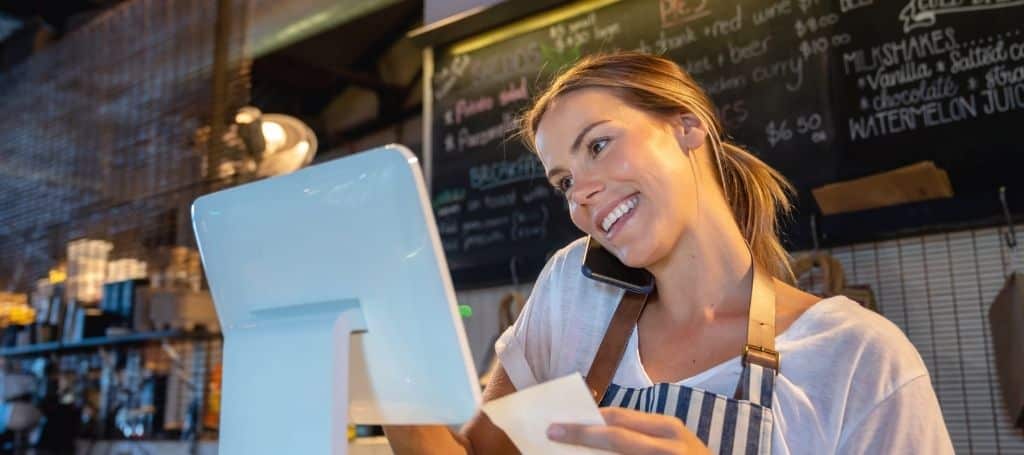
[{"xmin": 605, "ymin": 195, "xmax": 639, "ymax": 240}]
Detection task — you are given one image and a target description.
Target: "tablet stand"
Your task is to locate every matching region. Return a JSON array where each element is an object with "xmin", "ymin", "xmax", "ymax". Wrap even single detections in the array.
[{"xmin": 217, "ymin": 299, "xmax": 366, "ymax": 455}]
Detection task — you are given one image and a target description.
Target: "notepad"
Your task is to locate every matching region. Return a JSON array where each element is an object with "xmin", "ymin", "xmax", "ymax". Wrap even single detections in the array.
[{"xmin": 481, "ymin": 373, "xmax": 615, "ymax": 455}]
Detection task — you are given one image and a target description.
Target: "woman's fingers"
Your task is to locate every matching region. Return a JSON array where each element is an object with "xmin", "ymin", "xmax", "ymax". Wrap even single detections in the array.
[
  {"xmin": 599, "ymin": 407, "xmax": 688, "ymax": 439},
  {"xmin": 548, "ymin": 423, "xmax": 679, "ymax": 454}
]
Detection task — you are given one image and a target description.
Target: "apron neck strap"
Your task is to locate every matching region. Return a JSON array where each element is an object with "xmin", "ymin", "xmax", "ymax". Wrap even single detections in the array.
[
  {"xmin": 585, "ymin": 254, "xmax": 779, "ymax": 404},
  {"xmin": 744, "ymin": 261, "xmax": 779, "ymax": 371},
  {"xmin": 585, "ymin": 290, "xmax": 649, "ymax": 402}
]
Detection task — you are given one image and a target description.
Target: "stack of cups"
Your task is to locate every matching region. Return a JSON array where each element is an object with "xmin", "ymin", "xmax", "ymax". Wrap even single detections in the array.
[
  {"xmin": 106, "ymin": 259, "xmax": 148, "ymax": 283},
  {"xmin": 31, "ymin": 279, "xmax": 52, "ymax": 323},
  {"xmin": 66, "ymin": 239, "xmax": 113, "ymax": 304},
  {"xmin": 151, "ymin": 246, "xmax": 202, "ymax": 291}
]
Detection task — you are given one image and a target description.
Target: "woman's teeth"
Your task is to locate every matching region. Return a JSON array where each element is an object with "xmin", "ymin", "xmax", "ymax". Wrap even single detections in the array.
[{"xmin": 601, "ymin": 195, "xmax": 639, "ymax": 233}]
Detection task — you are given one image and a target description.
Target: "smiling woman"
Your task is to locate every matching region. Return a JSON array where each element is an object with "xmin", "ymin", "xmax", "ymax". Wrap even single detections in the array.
[
  {"xmin": 522, "ymin": 52, "xmax": 794, "ymax": 279},
  {"xmin": 384, "ymin": 52, "xmax": 954, "ymax": 455}
]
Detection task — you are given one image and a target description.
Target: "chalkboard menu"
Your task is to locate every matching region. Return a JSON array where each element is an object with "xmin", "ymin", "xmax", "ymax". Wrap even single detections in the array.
[{"xmin": 429, "ymin": 0, "xmax": 1024, "ymax": 288}]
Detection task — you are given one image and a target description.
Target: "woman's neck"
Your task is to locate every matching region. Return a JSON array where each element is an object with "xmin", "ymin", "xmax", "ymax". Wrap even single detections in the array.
[{"xmin": 646, "ymin": 203, "xmax": 753, "ymax": 330}]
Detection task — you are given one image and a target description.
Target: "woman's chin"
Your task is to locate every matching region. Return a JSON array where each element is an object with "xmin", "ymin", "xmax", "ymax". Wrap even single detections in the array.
[
  {"xmin": 615, "ymin": 241, "xmax": 671, "ymax": 270},
  {"xmin": 614, "ymin": 248, "xmax": 649, "ymax": 269}
]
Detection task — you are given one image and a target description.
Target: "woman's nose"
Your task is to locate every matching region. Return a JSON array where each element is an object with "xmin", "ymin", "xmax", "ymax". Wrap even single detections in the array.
[{"xmin": 570, "ymin": 175, "xmax": 604, "ymax": 206}]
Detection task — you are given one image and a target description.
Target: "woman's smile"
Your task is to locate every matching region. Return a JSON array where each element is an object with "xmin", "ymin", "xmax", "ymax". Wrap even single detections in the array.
[{"xmin": 595, "ymin": 192, "xmax": 641, "ymax": 240}]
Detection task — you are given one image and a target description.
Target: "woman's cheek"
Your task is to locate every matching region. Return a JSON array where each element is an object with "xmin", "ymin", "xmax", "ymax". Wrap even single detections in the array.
[{"xmin": 568, "ymin": 206, "xmax": 590, "ymax": 234}]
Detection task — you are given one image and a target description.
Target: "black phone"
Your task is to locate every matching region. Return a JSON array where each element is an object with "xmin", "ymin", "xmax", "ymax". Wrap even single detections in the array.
[{"xmin": 581, "ymin": 236, "xmax": 655, "ymax": 294}]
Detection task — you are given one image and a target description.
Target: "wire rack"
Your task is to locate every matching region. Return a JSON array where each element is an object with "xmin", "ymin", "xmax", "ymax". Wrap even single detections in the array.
[
  {"xmin": 797, "ymin": 224, "xmax": 1024, "ymax": 454},
  {"xmin": 0, "ymin": 0, "xmax": 251, "ymax": 294}
]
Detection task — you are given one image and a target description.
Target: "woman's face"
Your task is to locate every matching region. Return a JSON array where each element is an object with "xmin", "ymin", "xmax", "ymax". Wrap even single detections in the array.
[{"xmin": 535, "ymin": 88, "xmax": 707, "ymax": 268}]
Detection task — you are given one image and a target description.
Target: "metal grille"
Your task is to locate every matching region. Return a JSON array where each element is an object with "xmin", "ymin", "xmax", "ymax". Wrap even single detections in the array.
[
  {"xmin": 807, "ymin": 225, "xmax": 1024, "ymax": 453},
  {"xmin": 0, "ymin": 0, "xmax": 251, "ymax": 293}
]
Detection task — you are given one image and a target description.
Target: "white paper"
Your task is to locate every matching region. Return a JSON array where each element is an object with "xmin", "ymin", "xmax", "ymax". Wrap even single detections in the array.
[{"xmin": 481, "ymin": 373, "xmax": 615, "ymax": 455}]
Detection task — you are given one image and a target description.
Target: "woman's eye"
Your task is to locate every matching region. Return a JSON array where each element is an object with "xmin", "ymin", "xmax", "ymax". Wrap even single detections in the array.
[
  {"xmin": 589, "ymin": 138, "xmax": 609, "ymax": 155},
  {"xmin": 557, "ymin": 175, "xmax": 574, "ymax": 193}
]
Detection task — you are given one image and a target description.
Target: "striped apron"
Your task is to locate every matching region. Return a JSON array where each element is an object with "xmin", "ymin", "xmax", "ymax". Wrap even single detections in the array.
[
  {"xmin": 584, "ymin": 249, "xmax": 779, "ymax": 454},
  {"xmin": 599, "ymin": 363, "xmax": 775, "ymax": 454}
]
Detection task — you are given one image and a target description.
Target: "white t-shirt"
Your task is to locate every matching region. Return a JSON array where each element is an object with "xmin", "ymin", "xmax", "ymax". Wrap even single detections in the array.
[{"xmin": 495, "ymin": 237, "xmax": 954, "ymax": 454}]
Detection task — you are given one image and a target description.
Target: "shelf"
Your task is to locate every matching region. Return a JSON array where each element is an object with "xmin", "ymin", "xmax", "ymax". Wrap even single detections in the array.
[{"xmin": 0, "ymin": 330, "xmax": 220, "ymax": 357}]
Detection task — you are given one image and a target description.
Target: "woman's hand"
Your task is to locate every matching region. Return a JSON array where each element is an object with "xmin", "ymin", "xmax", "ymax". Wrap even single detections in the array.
[{"xmin": 546, "ymin": 407, "xmax": 711, "ymax": 454}]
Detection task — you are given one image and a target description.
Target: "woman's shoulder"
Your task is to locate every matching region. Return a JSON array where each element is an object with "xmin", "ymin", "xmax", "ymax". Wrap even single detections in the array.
[
  {"xmin": 543, "ymin": 236, "xmax": 589, "ymax": 276},
  {"xmin": 536, "ymin": 236, "xmax": 622, "ymax": 299},
  {"xmin": 779, "ymin": 295, "xmax": 930, "ymax": 394},
  {"xmin": 501, "ymin": 237, "xmax": 624, "ymax": 384}
]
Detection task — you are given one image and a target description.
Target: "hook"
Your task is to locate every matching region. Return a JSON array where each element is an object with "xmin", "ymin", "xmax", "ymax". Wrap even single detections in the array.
[
  {"xmin": 510, "ymin": 256, "xmax": 520, "ymax": 287},
  {"xmin": 810, "ymin": 214, "xmax": 820, "ymax": 252},
  {"xmin": 1000, "ymin": 186, "xmax": 1017, "ymax": 249}
]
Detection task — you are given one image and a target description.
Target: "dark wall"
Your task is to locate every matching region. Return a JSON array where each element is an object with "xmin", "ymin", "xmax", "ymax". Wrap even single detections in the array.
[{"xmin": 428, "ymin": 0, "xmax": 1024, "ymax": 288}]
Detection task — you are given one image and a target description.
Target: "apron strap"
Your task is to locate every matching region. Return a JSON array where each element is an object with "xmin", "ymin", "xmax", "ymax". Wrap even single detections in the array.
[
  {"xmin": 735, "ymin": 263, "xmax": 779, "ymax": 402},
  {"xmin": 744, "ymin": 263, "xmax": 779, "ymax": 371},
  {"xmin": 585, "ymin": 255, "xmax": 779, "ymax": 404},
  {"xmin": 584, "ymin": 290, "xmax": 649, "ymax": 403}
]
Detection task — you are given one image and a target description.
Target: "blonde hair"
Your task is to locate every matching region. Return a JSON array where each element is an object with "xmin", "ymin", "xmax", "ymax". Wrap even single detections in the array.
[{"xmin": 522, "ymin": 52, "xmax": 795, "ymax": 282}]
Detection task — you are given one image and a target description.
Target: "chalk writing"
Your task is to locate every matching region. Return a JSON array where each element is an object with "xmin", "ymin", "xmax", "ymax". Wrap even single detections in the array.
[
  {"xmin": 796, "ymin": 0, "xmax": 821, "ymax": 13},
  {"xmin": 463, "ymin": 216, "xmax": 509, "ymax": 234},
  {"xmin": 861, "ymin": 62, "xmax": 933, "ymax": 91},
  {"xmin": 484, "ymin": 190, "xmax": 517, "ymax": 209},
  {"xmin": 655, "ymin": 27, "xmax": 698, "ymax": 52},
  {"xmin": 729, "ymin": 36, "xmax": 772, "ymax": 65},
  {"xmin": 449, "ymin": 112, "xmax": 517, "ymax": 153},
  {"xmin": 437, "ymin": 218, "xmax": 459, "ymax": 236},
  {"xmin": 454, "ymin": 95, "xmax": 494, "ymax": 125},
  {"xmin": 510, "ymin": 206, "xmax": 550, "ymax": 241},
  {"xmin": 521, "ymin": 185, "xmax": 552, "ymax": 203},
  {"xmin": 548, "ymin": 12, "xmax": 622, "ymax": 52},
  {"xmin": 799, "ymin": 33, "xmax": 852, "ymax": 60},
  {"xmin": 434, "ymin": 54, "xmax": 470, "ymax": 100},
  {"xmin": 765, "ymin": 113, "xmax": 826, "ymax": 147},
  {"xmin": 751, "ymin": 56, "xmax": 805, "ymax": 91},
  {"xmin": 981, "ymin": 81, "xmax": 1024, "ymax": 114},
  {"xmin": 705, "ymin": 73, "xmax": 749, "ymax": 95},
  {"xmin": 842, "ymin": 28, "xmax": 958, "ymax": 75},
  {"xmin": 840, "ymin": 0, "xmax": 873, "ymax": 13},
  {"xmin": 765, "ymin": 120, "xmax": 793, "ymax": 146},
  {"xmin": 719, "ymin": 100, "xmax": 750, "ymax": 128},
  {"xmin": 753, "ymin": 0, "xmax": 792, "ymax": 26},
  {"xmin": 431, "ymin": 0, "xmax": 1024, "ymax": 276},
  {"xmin": 436, "ymin": 203, "xmax": 461, "ymax": 218},
  {"xmin": 681, "ymin": 55, "xmax": 713, "ymax": 76},
  {"xmin": 949, "ymin": 40, "xmax": 1010, "ymax": 74},
  {"xmin": 900, "ymin": 0, "xmax": 1024, "ymax": 34},
  {"xmin": 985, "ymin": 64, "xmax": 1024, "ymax": 88},
  {"xmin": 432, "ymin": 188, "xmax": 465, "ymax": 208},
  {"xmin": 704, "ymin": 5, "xmax": 742, "ymax": 38},
  {"xmin": 464, "ymin": 42, "xmax": 543, "ymax": 89},
  {"xmin": 499, "ymin": 77, "xmax": 529, "ymax": 106},
  {"xmin": 463, "ymin": 231, "xmax": 505, "ymax": 251},
  {"xmin": 870, "ymin": 76, "xmax": 959, "ymax": 111},
  {"xmin": 849, "ymin": 95, "xmax": 979, "ymax": 140},
  {"xmin": 468, "ymin": 153, "xmax": 546, "ymax": 190},
  {"xmin": 794, "ymin": 13, "xmax": 839, "ymax": 38},
  {"xmin": 659, "ymin": 0, "xmax": 711, "ymax": 28}
]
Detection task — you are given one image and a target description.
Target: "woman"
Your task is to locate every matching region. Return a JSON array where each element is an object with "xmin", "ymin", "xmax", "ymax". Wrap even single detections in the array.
[{"xmin": 386, "ymin": 52, "xmax": 953, "ymax": 454}]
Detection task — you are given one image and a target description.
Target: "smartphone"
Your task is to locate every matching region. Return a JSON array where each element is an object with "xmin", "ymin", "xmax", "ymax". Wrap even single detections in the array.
[{"xmin": 581, "ymin": 236, "xmax": 655, "ymax": 294}]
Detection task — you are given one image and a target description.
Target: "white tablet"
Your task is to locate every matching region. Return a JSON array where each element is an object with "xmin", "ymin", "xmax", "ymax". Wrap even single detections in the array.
[{"xmin": 193, "ymin": 144, "xmax": 481, "ymax": 453}]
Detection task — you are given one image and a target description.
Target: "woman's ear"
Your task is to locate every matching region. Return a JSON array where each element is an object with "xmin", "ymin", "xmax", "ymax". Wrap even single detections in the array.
[{"xmin": 675, "ymin": 112, "xmax": 707, "ymax": 152}]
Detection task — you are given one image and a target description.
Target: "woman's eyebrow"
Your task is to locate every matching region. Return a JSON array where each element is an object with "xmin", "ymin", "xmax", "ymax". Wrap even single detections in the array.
[{"xmin": 570, "ymin": 120, "xmax": 610, "ymax": 153}]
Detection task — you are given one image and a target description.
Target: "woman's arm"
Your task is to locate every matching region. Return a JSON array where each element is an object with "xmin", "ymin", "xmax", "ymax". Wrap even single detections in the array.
[{"xmin": 384, "ymin": 365, "xmax": 520, "ymax": 455}]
